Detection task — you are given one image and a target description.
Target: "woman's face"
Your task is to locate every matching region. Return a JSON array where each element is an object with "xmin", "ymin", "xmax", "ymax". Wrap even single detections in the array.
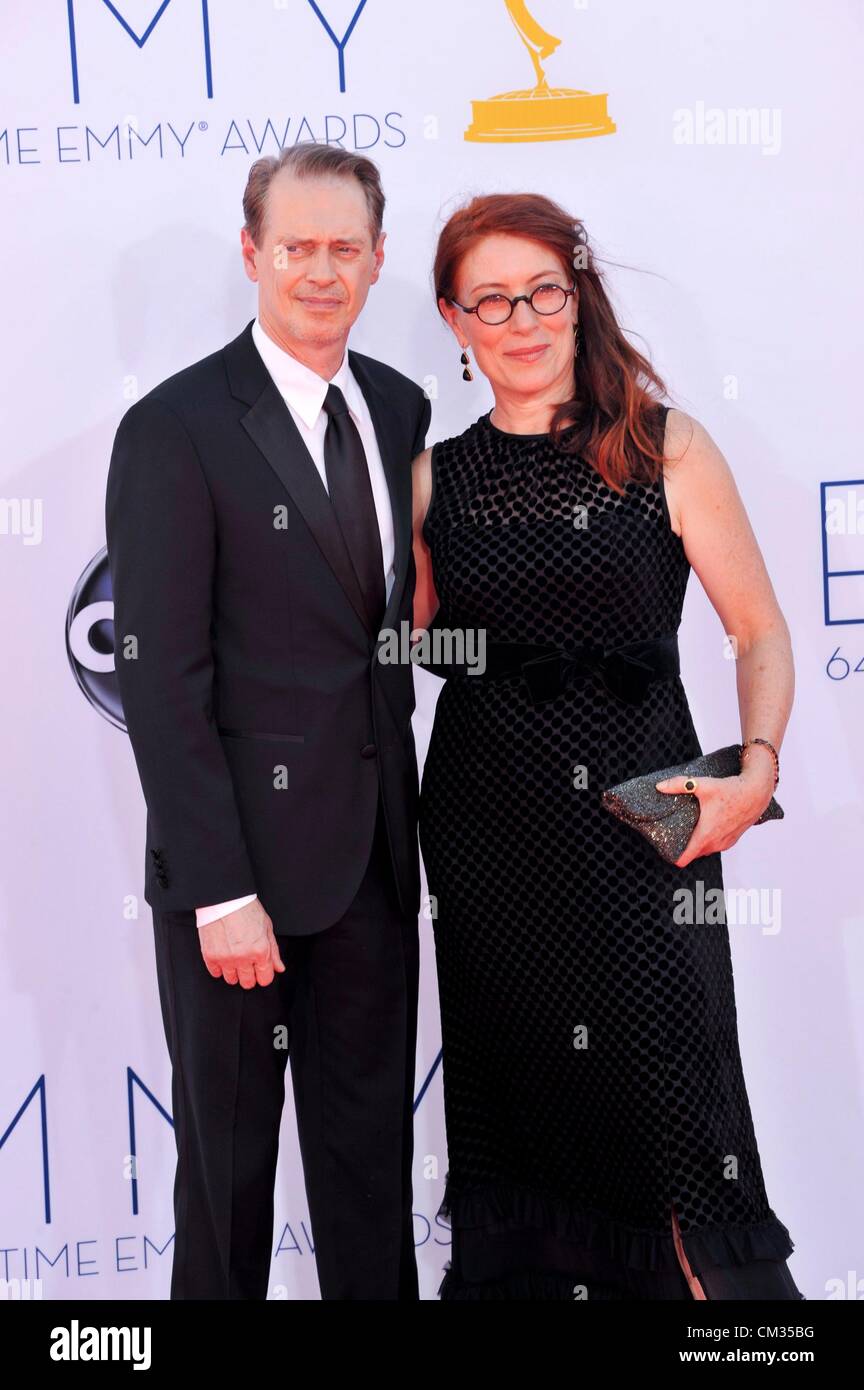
[{"xmin": 440, "ymin": 234, "xmax": 578, "ymax": 397}]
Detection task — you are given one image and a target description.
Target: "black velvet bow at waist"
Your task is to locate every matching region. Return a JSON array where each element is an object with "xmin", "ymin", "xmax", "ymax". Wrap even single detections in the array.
[{"xmin": 417, "ymin": 632, "xmax": 680, "ymax": 706}]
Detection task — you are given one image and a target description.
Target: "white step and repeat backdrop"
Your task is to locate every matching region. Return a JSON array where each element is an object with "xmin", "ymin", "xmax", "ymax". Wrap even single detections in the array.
[{"xmin": 1, "ymin": 0, "xmax": 862, "ymax": 1301}]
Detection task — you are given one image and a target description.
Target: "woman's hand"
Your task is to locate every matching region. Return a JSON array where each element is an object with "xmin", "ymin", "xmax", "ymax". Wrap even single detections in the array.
[{"xmin": 655, "ymin": 764, "xmax": 776, "ymax": 868}]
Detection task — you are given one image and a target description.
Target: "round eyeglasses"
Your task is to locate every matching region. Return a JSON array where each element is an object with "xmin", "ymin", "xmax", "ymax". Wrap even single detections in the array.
[{"xmin": 451, "ymin": 282, "xmax": 576, "ymax": 326}]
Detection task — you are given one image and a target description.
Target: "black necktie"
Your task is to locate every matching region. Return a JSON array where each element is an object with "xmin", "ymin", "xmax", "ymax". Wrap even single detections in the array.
[{"xmin": 322, "ymin": 383, "xmax": 386, "ymax": 632}]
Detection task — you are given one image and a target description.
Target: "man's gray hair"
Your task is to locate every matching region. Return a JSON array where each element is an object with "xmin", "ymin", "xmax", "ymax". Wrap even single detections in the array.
[{"xmin": 242, "ymin": 143, "xmax": 385, "ymax": 248}]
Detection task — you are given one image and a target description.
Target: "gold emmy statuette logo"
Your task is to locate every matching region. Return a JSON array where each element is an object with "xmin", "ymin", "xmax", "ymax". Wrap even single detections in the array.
[{"xmin": 465, "ymin": 0, "xmax": 616, "ymax": 143}]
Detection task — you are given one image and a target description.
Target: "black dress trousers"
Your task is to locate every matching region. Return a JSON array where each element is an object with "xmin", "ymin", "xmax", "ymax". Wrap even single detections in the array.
[{"xmin": 151, "ymin": 792, "xmax": 420, "ymax": 1300}]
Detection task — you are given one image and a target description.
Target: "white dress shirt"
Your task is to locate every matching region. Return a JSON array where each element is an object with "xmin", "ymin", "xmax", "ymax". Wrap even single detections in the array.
[{"xmin": 195, "ymin": 316, "xmax": 395, "ymax": 929}]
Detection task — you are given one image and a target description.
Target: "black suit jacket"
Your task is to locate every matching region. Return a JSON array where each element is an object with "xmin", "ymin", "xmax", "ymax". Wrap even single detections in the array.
[{"xmin": 105, "ymin": 318, "xmax": 431, "ymax": 934}]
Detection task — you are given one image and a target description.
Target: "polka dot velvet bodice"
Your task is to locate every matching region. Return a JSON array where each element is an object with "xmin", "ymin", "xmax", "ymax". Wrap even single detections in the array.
[
  {"xmin": 418, "ymin": 407, "xmax": 798, "ymax": 1300},
  {"xmin": 425, "ymin": 407, "xmax": 688, "ymax": 653}
]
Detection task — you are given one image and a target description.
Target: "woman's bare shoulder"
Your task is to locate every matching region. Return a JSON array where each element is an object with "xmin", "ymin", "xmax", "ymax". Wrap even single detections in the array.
[
  {"xmin": 661, "ymin": 408, "xmax": 735, "ymax": 535},
  {"xmin": 663, "ymin": 407, "xmax": 729, "ymax": 471}
]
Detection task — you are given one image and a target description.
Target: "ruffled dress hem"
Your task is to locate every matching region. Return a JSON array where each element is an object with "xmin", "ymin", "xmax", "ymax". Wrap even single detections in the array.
[{"xmin": 436, "ymin": 1178, "xmax": 802, "ymax": 1299}]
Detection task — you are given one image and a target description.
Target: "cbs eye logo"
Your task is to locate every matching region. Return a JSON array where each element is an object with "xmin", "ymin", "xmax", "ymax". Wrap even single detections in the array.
[{"xmin": 66, "ymin": 547, "xmax": 126, "ymax": 731}]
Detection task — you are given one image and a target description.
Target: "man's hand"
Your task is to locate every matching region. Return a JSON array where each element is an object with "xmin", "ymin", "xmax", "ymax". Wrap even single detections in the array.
[{"xmin": 198, "ymin": 899, "xmax": 286, "ymax": 988}]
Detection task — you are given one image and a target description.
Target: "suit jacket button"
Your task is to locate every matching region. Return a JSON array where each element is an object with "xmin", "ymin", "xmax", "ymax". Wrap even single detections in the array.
[{"xmin": 360, "ymin": 743, "xmax": 377, "ymax": 759}]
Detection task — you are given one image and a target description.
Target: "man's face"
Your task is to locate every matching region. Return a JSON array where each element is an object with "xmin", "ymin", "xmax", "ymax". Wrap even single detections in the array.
[{"xmin": 241, "ymin": 170, "xmax": 384, "ymax": 353}]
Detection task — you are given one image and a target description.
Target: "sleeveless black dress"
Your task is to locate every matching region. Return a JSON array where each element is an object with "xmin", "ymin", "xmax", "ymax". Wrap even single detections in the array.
[{"xmin": 418, "ymin": 407, "xmax": 803, "ymax": 1301}]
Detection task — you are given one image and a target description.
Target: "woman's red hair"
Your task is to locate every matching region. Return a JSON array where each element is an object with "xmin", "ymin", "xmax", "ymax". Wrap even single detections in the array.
[{"xmin": 434, "ymin": 192, "xmax": 671, "ymax": 494}]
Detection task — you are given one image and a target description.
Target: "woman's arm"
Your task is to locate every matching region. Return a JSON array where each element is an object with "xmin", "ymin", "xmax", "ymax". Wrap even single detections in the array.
[
  {"xmin": 411, "ymin": 446, "xmax": 439, "ymax": 633},
  {"xmin": 657, "ymin": 409, "xmax": 795, "ymax": 866}
]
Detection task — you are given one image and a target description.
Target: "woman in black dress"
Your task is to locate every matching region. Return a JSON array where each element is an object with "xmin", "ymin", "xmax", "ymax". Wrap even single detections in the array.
[{"xmin": 411, "ymin": 193, "xmax": 802, "ymax": 1300}]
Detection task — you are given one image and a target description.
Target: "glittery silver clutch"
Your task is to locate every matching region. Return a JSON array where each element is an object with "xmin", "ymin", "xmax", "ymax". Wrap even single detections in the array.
[{"xmin": 600, "ymin": 743, "xmax": 784, "ymax": 864}]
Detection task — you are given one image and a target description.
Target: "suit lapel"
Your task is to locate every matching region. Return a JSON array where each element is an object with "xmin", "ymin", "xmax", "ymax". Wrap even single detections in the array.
[{"xmin": 225, "ymin": 321, "xmax": 375, "ymax": 637}]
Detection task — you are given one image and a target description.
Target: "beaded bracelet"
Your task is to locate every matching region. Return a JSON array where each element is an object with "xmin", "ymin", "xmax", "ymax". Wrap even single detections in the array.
[{"xmin": 740, "ymin": 737, "xmax": 780, "ymax": 788}]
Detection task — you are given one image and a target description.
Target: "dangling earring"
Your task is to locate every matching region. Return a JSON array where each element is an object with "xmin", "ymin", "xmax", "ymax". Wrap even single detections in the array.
[
  {"xmin": 574, "ymin": 321, "xmax": 581, "ymax": 361},
  {"xmin": 460, "ymin": 345, "xmax": 473, "ymax": 381}
]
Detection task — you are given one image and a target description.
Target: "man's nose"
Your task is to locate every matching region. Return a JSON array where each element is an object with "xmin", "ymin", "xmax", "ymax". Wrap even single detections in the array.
[{"xmin": 306, "ymin": 248, "xmax": 339, "ymax": 281}]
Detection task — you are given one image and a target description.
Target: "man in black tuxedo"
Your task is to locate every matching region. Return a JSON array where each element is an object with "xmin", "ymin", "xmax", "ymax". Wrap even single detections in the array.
[{"xmin": 105, "ymin": 144, "xmax": 431, "ymax": 1300}]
